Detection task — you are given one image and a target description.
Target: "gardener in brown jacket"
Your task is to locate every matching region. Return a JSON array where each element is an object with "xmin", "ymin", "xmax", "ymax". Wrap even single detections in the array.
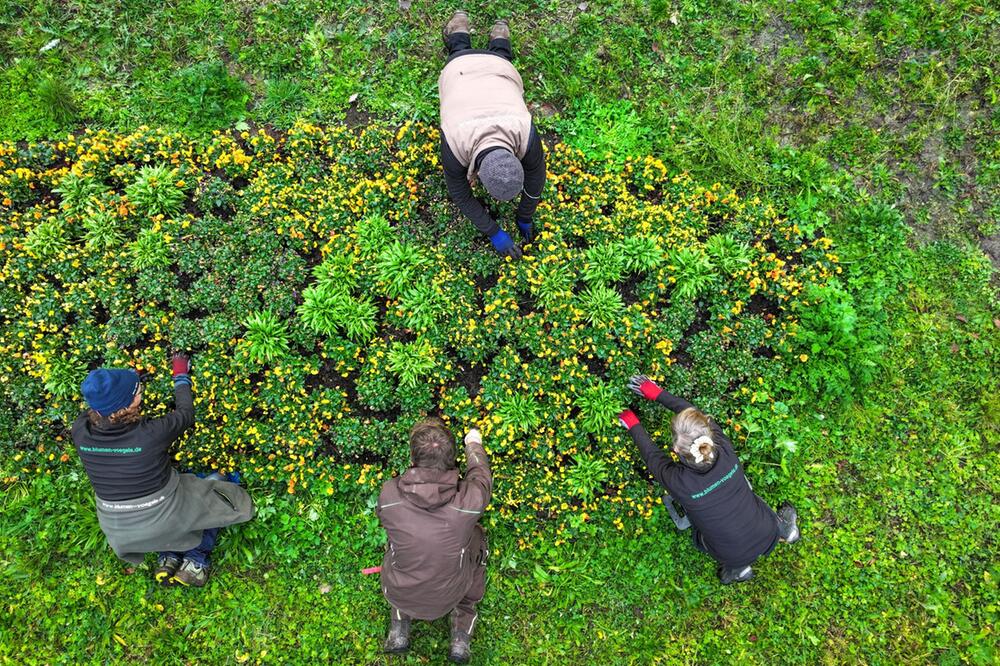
[
  {"xmin": 439, "ymin": 11, "xmax": 546, "ymax": 260},
  {"xmin": 376, "ymin": 417, "xmax": 491, "ymax": 664}
]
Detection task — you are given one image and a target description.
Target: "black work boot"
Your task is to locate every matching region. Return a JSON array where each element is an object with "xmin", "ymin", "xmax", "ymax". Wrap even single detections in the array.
[
  {"xmin": 383, "ymin": 615, "xmax": 411, "ymax": 654},
  {"xmin": 777, "ymin": 502, "xmax": 800, "ymax": 544},
  {"xmin": 443, "ymin": 10, "xmax": 471, "ymax": 45},
  {"xmin": 718, "ymin": 564, "xmax": 754, "ymax": 585},
  {"xmin": 447, "ymin": 614, "xmax": 472, "ymax": 664},
  {"xmin": 489, "ymin": 19, "xmax": 510, "ymax": 42}
]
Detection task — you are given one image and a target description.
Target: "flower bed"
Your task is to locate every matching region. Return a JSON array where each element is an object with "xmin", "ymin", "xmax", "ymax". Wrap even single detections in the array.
[{"xmin": 0, "ymin": 122, "xmax": 840, "ymax": 541}]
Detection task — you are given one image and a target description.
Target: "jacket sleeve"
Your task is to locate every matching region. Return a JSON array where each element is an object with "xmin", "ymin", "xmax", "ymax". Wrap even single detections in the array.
[
  {"xmin": 146, "ymin": 383, "xmax": 195, "ymax": 443},
  {"xmin": 627, "ymin": 422, "xmax": 678, "ymax": 494},
  {"xmin": 655, "ymin": 390, "xmax": 696, "ymax": 414},
  {"xmin": 515, "ymin": 126, "xmax": 546, "ymax": 220},
  {"xmin": 457, "ymin": 439, "xmax": 492, "ymax": 514},
  {"xmin": 441, "ymin": 137, "xmax": 501, "ymax": 237}
]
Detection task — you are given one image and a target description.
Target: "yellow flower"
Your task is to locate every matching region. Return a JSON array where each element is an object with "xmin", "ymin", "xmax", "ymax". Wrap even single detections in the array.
[{"xmin": 799, "ymin": 354, "xmax": 809, "ymax": 362}]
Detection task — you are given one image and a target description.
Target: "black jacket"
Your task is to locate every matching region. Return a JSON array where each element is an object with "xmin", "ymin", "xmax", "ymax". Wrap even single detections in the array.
[
  {"xmin": 440, "ymin": 125, "xmax": 546, "ymax": 237},
  {"xmin": 629, "ymin": 391, "xmax": 779, "ymax": 568},
  {"xmin": 71, "ymin": 384, "xmax": 194, "ymax": 501}
]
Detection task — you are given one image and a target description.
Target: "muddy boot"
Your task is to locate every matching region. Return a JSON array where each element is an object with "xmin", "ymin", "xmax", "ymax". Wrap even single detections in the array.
[
  {"xmin": 718, "ymin": 564, "xmax": 754, "ymax": 585},
  {"xmin": 383, "ymin": 615, "xmax": 411, "ymax": 654},
  {"xmin": 153, "ymin": 554, "xmax": 181, "ymax": 585},
  {"xmin": 489, "ymin": 19, "xmax": 510, "ymax": 42},
  {"xmin": 777, "ymin": 502, "xmax": 800, "ymax": 544},
  {"xmin": 447, "ymin": 614, "xmax": 472, "ymax": 664},
  {"xmin": 443, "ymin": 10, "xmax": 471, "ymax": 45}
]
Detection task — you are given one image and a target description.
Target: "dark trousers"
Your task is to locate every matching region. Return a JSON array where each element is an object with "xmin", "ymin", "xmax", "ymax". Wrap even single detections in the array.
[
  {"xmin": 446, "ymin": 32, "xmax": 513, "ymax": 62},
  {"xmin": 160, "ymin": 527, "xmax": 219, "ymax": 567}
]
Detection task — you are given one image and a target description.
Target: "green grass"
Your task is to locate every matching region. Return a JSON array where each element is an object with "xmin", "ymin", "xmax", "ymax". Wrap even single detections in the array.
[{"xmin": 1, "ymin": 0, "xmax": 998, "ymax": 663}]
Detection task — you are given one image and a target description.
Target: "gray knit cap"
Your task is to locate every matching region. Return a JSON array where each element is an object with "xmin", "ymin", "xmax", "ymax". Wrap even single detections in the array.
[{"xmin": 478, "ymin": 149, "xmax": 524, "ymax": 201}]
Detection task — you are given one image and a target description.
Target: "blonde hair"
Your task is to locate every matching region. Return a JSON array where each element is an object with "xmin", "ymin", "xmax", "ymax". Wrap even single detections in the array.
[{"xmin": 671, "ymin": 408, "xmax": 718, "ymax": 470}]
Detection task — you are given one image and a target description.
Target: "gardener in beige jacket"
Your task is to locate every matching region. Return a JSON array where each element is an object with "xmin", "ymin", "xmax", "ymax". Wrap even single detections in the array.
[
  {"xmin": 376, "ymin": 418, "xmax": 491, "ymax": 664},
  {"xmin": 439, "ymin": 11, "xmax": 546, "ymax": 260}
]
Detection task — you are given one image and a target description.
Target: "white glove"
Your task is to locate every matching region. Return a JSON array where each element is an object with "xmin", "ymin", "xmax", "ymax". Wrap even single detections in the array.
[{"xmin": 464, "ymin": 428, "xmax": 482, "ymax": 446}]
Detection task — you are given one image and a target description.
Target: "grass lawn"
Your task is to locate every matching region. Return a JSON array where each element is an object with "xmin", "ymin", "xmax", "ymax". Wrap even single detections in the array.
[{"xmin": 1, "ymin": 1, "xmax": 998, "ymax": 664}]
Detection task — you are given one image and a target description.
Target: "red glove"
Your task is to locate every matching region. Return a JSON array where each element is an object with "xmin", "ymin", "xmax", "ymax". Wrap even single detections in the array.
[
  {"xmin": 618, "ymin": 409, "xmax": 640, "ymax": 430},
  {"xmin": 171, "ymin": 352, "xmax": 191, "ymax": 377},
  {"xmin": 628, "ymin": 374, "xmax": 662, "ymax": 401}
]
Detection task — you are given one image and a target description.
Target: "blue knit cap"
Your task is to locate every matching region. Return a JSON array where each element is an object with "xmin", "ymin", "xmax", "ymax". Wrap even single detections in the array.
[{"xmin": 81, "ymin": 368, "xmax": 140, "ymax": 416}]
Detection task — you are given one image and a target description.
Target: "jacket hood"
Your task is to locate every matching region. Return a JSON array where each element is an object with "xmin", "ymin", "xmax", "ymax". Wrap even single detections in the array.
[{"xmin": 398, "ymin": 467, "xmax": 460, "ymax": 509}]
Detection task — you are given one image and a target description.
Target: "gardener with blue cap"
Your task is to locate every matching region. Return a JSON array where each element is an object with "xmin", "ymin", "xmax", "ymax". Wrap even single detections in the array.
[
  {"xmin": 71, "ymin": 353, "xmax": 254, "ymax": 587},
  {"xmin": 439, "ymin": 11, "xmax": 546, "ymax": 260}
]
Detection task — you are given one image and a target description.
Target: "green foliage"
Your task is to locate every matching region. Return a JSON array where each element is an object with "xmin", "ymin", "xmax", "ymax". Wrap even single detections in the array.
[
  {"xmin": 497, "ymin": 393, "xmax": 542, "ymax": 434},
  {"xmin": 125, "ymin": 165, "xmax": 187, "ymax": 218},
  {"xmin": 531, "ymin": 263, "xmax": 574, "ymax": 307},
  {"xmin": 298, "ymin": 284, "xmax": 343, "ymax": 336},
  {"xmin": 668, "ymin": 246, "xmax": 716, "ymax": 300},
  {"xmin": 355, "ymin": 213, "xmax": 393, "ymax": 256},
  {"xmin": 375, "ymin": 240, "xmax": 428, "ymax": 298},
  {"xmin": 557, "ymin": 97, "xmax": 650, "ymax": 160},
  {"xmin": 621, "ymin": 235, "xmax": 662, "ymax": 272},
  {"xmin": 398, "ymin": 281, "xmax": 445, "ymax": 332},
  {"xmin": 566, "ymin": 453, "xmax": 609, "ymax": 500},
  {"xmin": 82, "ymin": 210, "xmax": 124, "ymax": 250},
  {"xmin": 583, "ymin": 243, "xmax": 626, "ymax": 284},
  {"xmin": 577, "ymin": 284, "xmax": 624, "ymax": 325},
  {"xmin": 129, "ymin": 228, "xmax": 171, "ymax": 269},
  {"xmin": 53, "ymin": 173, "xmax": 106, "ymax": 214},
  {"xmin": 257, "ymin": 79, "xmax": 304, "ymax": 128},
  {"xmin": 573, "ymin": 381, "xmax": 623, "ymax": 434},
  {"xmin": 36, "ymin": 77, "xmax": 76, "ymax": 125},
  {"xmin": 159, "ymin": 61, "xmax": 249, "ymax": 133},
  {"xmin": 43, "ymin": 354, "xmax": 86, "ymax": 399},
  {"xmin": 387, "ymin": 336, "xmax": 436, "ymax": 387},
  {"xmin": 24, "ymin": 218, "xmax": 69, "ymax": 258},
  {"xmin": 705, "ymin": 234, "xmax": 751, "ymax": 276},
  {"xmin": 242, "ymin": 309, "xmax": 291, "ymax": 364}
]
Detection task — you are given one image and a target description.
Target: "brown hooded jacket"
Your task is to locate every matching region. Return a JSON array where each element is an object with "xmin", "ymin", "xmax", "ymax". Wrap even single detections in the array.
[{"xmin": 376, "ymin": 439, "xmax": 491, "ymax": 620}]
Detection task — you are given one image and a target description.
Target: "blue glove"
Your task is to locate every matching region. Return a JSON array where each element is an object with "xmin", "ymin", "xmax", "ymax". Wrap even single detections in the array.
[
  {"xmin": 516, "ymin": 217, "xmax": 535, "ymax": 243},
  {"xmin": 489, "ymin": 229, "xmax": 523, "ymax": 259}
]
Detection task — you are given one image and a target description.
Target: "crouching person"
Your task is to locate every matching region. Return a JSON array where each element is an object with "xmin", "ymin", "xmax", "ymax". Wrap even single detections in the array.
[
  {"xmin": 71, "ymin": 353, "xmax": 254, "ymax": 587},
  {"xmin": 377, "ymin": 418, "xmax": 491, "ymax": 664},
  {"xmin": 618, "ymin": 375, "xmax": 799, "ymax": 585}
]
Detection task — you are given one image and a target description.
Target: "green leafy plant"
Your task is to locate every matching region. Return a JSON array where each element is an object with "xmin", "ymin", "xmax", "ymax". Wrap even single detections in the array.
[
  {"xmin": 577, "ymin": 284, "xmax": 624, "ymax": 325},
  {"xmin": 24, "ymin": 218, "xmax": 69, "ymax": 258},
  {"xmin": 160, "ymin": 61, "xmax": 249, "ymax": 133},
  {"xmin": 129, "ymin": 228, "xmax": 171, "ymax": 269},
  {"xmin": 338, "ymin": 296, "xmax": 378, "ymax": 342},
  {"xmin": 566, "ymin": 453, "xmax": 610, "ymax": 500},
  {"xmin": 125, "ymin": 165, "xmax": 187, "ymax": 218},
  {"xmin": 82, "ymin": 210, "xmax": 124, "ymax": 250},
  {"xmin": 313, "ymin": 253, "xmax": 359, "ymax": 292},
  {"xmin": 705, "ymin": 234, "xmax": 751, "ymax": 276},
  {"xmin": 53, "ymin": 173, "xmax": 106, "ymax": 214},
  {"xmin": 37, "ymin": 77, "xmax": 76, "ymax": 125},
  {"xmin": 356, "ymin": 214, "xmax": 393, "ymax": 256},
  {"xmin": 583, "ymin": 243, "xmax": 626, "ymax": 284},
  {"xmin": 398, "ymin": 281, "xmax": 446, "ymax": 332},
  {"xmin": 298, "ymin": 283, "xmax": 346, "ymax": 336},
  {"xmin": 532, "ymin": 264, "xmax": 574, "ymax": 307},
  {"xmin": 375, "ymin": 241, "xmax": 429, "ymax": 298},
  {"xmin": 621, "ymin": 236, "xmax": 662, "ymax": 272},
  {"xmin": 242, "ymin": 309, "xmax": 291, "ymax": 363},
  {"xmin": 573, "ymin": 382, "xmax": 623, "ymax": 434},
  {"xmin": 497, "ymin": 393, "xmax": 542, "ymax": 434},
  {"xmin": 387, "ymin": 337, "xmax": 437, "ymax": 387},
  {"xmin": 43, "ymin": 354, "xmax": 86, "ymax": 399},
  {"xmin": 668, "ymin": 246, "xmax": 716, "ymax": 300}
]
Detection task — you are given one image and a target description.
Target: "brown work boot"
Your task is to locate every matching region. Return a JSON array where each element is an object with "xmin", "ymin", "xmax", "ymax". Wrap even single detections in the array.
[
  {"xmin": 383, "ymin": 616, "xmax": 411, "ymax": 654},
  {"xmin": 153, "ymin": 554, "xmax": 181, "ymax": 585},
  {"xmin": 447, "ymin": 614, "xmax": 473, "ymax": 664},
  {"xmin": 489, "ymin": 19, "xmax": 510, "ymax": 42},
  {"xmin": 443, "ymin": 10, "xmax": 471, "ymax": 43}
]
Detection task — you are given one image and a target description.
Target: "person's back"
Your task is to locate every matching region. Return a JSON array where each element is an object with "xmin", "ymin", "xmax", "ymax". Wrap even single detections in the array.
[{"xmin": 376, "ymin": 419, "xmax": 491, "ymax": 664}]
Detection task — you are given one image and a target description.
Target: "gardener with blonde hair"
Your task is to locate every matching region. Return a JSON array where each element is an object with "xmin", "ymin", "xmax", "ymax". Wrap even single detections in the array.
[
  {"xmin": 438, "ymin": 11, "xmax": 546, "ymax": 260},
  {"xmin": 71, "ymin": 353, "xmax": 254, "ymax": 587},
  {"xmin": 376, "ymin": 417, "xmax": 491, "ymax": 664},
  {"xmin": 618, "ymin": 375, "xmax": 799, "ymax": 584}
]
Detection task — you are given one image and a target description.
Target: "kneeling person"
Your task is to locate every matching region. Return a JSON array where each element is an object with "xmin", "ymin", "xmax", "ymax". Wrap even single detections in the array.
[
  {"xmin": 72, "ymin": 353, "xmax": 254, "ymax": 587},
  {"xmin": 619, "ymin": 375, "xmax": 800, "ymax": 584},
  {"xmin": 377, "ymin": 418, "xmax": 491, "ymax": 664}
]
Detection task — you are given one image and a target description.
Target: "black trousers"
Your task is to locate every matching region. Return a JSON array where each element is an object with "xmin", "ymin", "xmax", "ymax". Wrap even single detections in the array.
[{"xmin": 446, "ymin": 32, "xmax": 513, "ymax": 62}]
